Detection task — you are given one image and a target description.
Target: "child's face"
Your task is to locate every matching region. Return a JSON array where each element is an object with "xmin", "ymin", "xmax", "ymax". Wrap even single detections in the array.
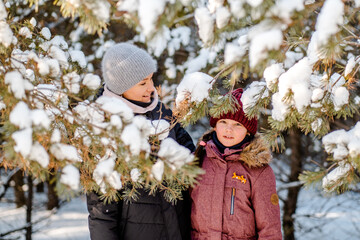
[
  {"xmin": 123, "ymin": 73, "xmax": 155, "ymax": 103},
  {"xmin": 214, "ymin": 119, "xmax": 248, "ymax": 147}
]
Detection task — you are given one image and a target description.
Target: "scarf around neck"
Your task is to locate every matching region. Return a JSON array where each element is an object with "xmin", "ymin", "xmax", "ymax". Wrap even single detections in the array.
[
  {"xmin": 103, "ymin": 85, "xmax": 158, "ymax": 114},
  {"xmin": 212, "ymin": 131, "xmax": 254, "ymax": 154}
]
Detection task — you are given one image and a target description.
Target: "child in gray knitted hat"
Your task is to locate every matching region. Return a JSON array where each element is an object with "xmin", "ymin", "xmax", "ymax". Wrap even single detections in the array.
[{"xmin": 86, "ymin": 43, "xmax": 195, "ymax": 240}]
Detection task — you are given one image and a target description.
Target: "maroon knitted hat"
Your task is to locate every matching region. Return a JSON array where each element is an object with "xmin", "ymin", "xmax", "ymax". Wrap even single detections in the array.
[{"xmin": 209, "ymin": 88, "xmax": 258, "ymax": 135}]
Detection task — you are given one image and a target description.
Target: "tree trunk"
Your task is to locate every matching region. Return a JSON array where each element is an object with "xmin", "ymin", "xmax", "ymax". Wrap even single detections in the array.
[
  {"xmin": 12, "ymin": 170, "xmax": 26, "ymax": 208},
  {"xmin": 47, "ymin": 169, "xmax": 59, "ymax": 210},
  {"xmin": 25, "ymin": 175, "xmax": 33, "ymax": 240},
  {"xmin": 36, "ymin": 182, "xmax": 44, "ymax": 193},
  {"xmin": 282, "ymin": 128, "xmax": 304, "ymax": 240}
]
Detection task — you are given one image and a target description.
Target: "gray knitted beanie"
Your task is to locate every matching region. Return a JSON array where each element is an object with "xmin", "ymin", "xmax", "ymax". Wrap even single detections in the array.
[{"xmin": 102, "ymin": 43, "xmax": 157, "ymax": 95}]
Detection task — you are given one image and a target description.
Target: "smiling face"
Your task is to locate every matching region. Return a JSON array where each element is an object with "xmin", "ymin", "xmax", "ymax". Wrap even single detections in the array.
[
  {"xmin": 214, "ymin": 119, "xmax": 248, "ymax": 147},
  {"xmin": 122, "ymin": 73, "xmax": 155, "ymax": 103}
]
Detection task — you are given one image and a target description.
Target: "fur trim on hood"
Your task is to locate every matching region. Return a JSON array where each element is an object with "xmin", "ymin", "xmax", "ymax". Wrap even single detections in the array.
[
  {"xmin": 240, "ymin": 134, "xmax": 272, "ymax": 168},
  {"xmin": 196, "ymin": 130, "xmax": 272, "ymax": 168}
]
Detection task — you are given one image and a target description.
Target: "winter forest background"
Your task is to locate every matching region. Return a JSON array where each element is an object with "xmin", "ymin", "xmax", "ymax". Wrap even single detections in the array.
[{"xmin": 1, "ymin": 0, "xmax": 360, "ymax": 239}]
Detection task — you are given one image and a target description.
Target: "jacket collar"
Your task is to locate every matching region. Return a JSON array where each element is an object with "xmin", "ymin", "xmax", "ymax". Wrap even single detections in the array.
[
  {"xmin": 103, "ymin": 85, "xmax": 158, "ymax": 114},
  {"xmin": 203, "ymin": 131, "xmax": 272, "ymax": 168}
]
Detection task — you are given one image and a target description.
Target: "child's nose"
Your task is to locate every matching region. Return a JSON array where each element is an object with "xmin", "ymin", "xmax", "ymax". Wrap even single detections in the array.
[{"xmin": 147, "ymin": 83, "xmax": 155, "ymax": 92}]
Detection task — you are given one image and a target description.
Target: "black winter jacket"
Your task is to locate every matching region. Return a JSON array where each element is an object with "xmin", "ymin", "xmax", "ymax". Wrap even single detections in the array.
[{"xmin": 87, "ymin": 100, "xmax": 195, "ymax": 240}]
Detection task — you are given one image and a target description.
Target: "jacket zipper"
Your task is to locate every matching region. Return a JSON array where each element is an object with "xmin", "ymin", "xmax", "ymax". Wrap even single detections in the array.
[{"xmin": 230, "ymin": 188, "xmax": 235, "ymax": 215}]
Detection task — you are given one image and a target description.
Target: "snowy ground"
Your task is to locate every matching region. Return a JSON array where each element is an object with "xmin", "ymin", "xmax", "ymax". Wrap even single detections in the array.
[
  {"xmin": 0, "ymin": 194, "xmax": 90, "ymax": 240},
  {"xmin": 1, "ymin": 188, "xmax": 360, "ymax": 239}
]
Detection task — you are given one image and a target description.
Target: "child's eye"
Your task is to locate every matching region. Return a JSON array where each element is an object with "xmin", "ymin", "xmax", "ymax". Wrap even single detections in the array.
[{"xmin": 139, "ymin": 82, "xmax": 146, "ymax": 86}]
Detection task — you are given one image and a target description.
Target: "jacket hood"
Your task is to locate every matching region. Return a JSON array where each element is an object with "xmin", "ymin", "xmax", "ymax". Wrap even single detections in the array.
[{"xmin": 198, "ymin": 130, "xmax": 272, "ymax": 168}]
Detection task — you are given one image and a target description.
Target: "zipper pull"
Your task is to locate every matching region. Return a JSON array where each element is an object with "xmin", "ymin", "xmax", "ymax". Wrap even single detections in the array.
[{"xmin": 230, "ymin": 188, "xmax": 235, "ymax": 215}]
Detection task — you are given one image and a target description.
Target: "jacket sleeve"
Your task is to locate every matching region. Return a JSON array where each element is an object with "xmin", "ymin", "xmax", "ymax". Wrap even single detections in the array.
[
  {"xmin": 173, "ymin": 122, "xmax": 196, "ymax": 152},
  {"xmin": 251, "ymin": 166, "xmax": 282, "ymax": 240},
  {"xmin": 86, "ymin": 192, "xmax": 121, "ymax": 240}
]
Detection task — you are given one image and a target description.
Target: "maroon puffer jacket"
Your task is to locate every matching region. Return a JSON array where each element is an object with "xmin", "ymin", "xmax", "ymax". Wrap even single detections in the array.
[{"xmin": 191, "ymin": 134, "xmax": 282, "ymax": 240}]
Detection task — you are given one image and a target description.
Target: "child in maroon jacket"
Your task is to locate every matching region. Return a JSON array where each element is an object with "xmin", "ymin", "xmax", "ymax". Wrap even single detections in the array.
[{"xmin": 191, "ymin": 88, "xmax": 282, "ymax": 240}]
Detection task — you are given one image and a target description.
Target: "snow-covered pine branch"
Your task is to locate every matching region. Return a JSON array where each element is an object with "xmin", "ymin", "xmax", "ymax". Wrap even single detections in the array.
[{"xmin": 0, "ymin": 10, "xmax": 203, "ymax": 203}]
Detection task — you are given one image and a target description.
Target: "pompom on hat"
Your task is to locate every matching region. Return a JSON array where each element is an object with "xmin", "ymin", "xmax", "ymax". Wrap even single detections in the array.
[
  {"xmin": 102, "ymin": 43, "xmax": 157, "ymax": 95},
  {"xmin": 209, "ymin": 88, "xmax": 258, "ymax": 135}
]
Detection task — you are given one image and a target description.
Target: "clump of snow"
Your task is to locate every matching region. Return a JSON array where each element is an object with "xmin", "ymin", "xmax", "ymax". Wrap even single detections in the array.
[
  {"xmin": 311, "ymin": 88, "xmax": 325, "ymax": 102},
  {"xmin": 224, "ymin": 39, "xmax": 247, "ymax": 65},
  {"xmin": 130, "ymin": 168, "xmax": 141, "ymax": 182},
  {"xmin": 116, "ymin": 0, "xmax": 138, "ymax": 13},
  {"xmin": 0, "ymin": 0, "xmax": 7, "ymax": 20},
  {"xmin": 19, "ymin": 27, "xmax": 32, "ymax": 38},
  {"xmin": 215, "ymin": 6, "xmax": 231, "ymax": 29},
  {"xmin": 110, "ymin": 115, "xmax": 123, "ymax": 129},
  {"xmin": 12, "ymin": 128, "xmax": 33, "ymax": 157},
  {"xmin": 270, "ymin": 0, "xmax": 304, "ymax": 23},
  {"xmin": 284, "ymin": 50, "xmax": 304, "ymax": 69},
  {"xmin": 36, "ymin": 84, "xmax": 69, "ymax": 116},
  {"xmin": 31, "ymin": 109, "xmax": 51, "ymax": 129},
  {"xmin": 0, "ymin": 100, "xmax": 5, "ymax": 111},
  {"xmin": 50, "ymin": 143, "xmax": 82, "ymax": 162},
  {"xmin": 121, "ymin": 121, "xmax": 150, "ymax": 156},
  {"xmin": 271, "ymin": 92, "xmax": 289, "ymax": 122},
  {"xmin": 63, "ymin": 72, "xmax": 81, "ymax": 94},
  {"xmin": 60, "ymin": 164, "xmax": 80, "ymax": 191},
  {"xmin": 41, "ymin": 27, "xmax": 51, "ymax": 40},
  {"xmin": 176, "ymin": 72, "xmax": 214, "ymax": 105},
  {"xmin": 82, "ymin": 73, "xmax": 101, "ymax": 90},
  {"xmin": 51, "ymin": 129, "xmax": 62, "ymax": 143},
  {"xmin": 151, "ymin": 160, "xmax": 164, "ymax": 181},
  {"xmin": 9, "ymin": 101, "xmax": 32, "ymax": 129},
  {"xmin": 29, "ymin": 17, "xmax": 37, "ymax": 27},
  {"xmin": 29, "ymin": 142, "xmax": 49, "ymax": 168},
  {"xmin": 49, "ymin": 45, "xmax": 68, "ymax": 68},
  {"xmin": 96, "ymin": 96, "xmax": 134, "ymax": 123},
  {"xmin": 249, "ymin": 28, "xmax": 283, "ymax": 68},
  {"xmin": 93, "ymin": 151, "xmax": 122, "ymax": 193},
  {"xmin": 328, "ymin": 73, "xmax": 349, "ymax": 111},
  {"xmin": 207, "ymin": 0, "xmax": 224, "ymax": 13},
  {"xmin": 5, "ymin": 71, "xmax": 33, "ymax": 99},
  {"xmin": 0, "ymin": 21, "xmax": 13, "ymax": 47},
  {"xmin": 122, "ymin": 0, "xmax": 167, "ymax": 38},
  {"xmin": 195, "ymin": 7, "xmax": 214, "ymax": 44},
  {"xmin": 311, "ymin": 118, "xmax": 323, "ymax": 133},
  {"xmin": 322, "ymin": 163, "xmax": 351, "ymax": 192},
  {"xmin": 146, "ymin": 26, "xmax": 170, "ymax": 57},
  {"xmin": 40, "ymin": 35, "xmax": 69, "ymax": 52},
  {"xmin": 242, "ymin": 81, "xmax": 268, "ymax": 113},
  {"xmin": 70, "ymin": 50, "xmax": 87, "ymax": 68},
  {"xmin": 158, "ymin": 138, "xmax": 194, "ymax": 170},
  {"xmin": 165, "ymin": 58, "xmax": 177, "ymax": 79},
  {"xmin": 332, "ymin": 87, "xmax": 349, "ymax": 111},
  {"xmin": 272, "ymin": 57, "xmax": 312, "ymax": 121},
  {"xmin": 246, "ymin": 0, "xmax": 263, "ymax": 8},
  {"xmin": 315, "ymin": 0, "xmax": 344, "ymax": 45},
  {"xmin": 167, "ymin": 27, "xmax": 191, "ymax": 56},
  {"xmin": 184, "ymin": 48, "xmax": 217, "ymax": 73},
  {"xmin": 74, "ymin": 101, "xmax": 105, "ymax": 125},
  {"xmin": 132, "ymin": 115, "xmax": 152, "ymax": 138},
  {"xmin": 307, "ymin": 32, "xmax": 323, "ymax": 64},
  {"xmin": 228, "ymin": 0, "xmax": 245, "ymax": 19},
  {"xmin": 150, "ymin": 120, "xmax": 170, "ymax": 140},
  {"xmin": 320, "ymin": 122, "xmax": 360, "ymax": 191},
  {"xmin": 344, "ymin": 56, "xmax": 356, "ymax": 77},
  {"xmin": 263, "ymin": 63, "xmax": 284, "ymax": 90}
]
